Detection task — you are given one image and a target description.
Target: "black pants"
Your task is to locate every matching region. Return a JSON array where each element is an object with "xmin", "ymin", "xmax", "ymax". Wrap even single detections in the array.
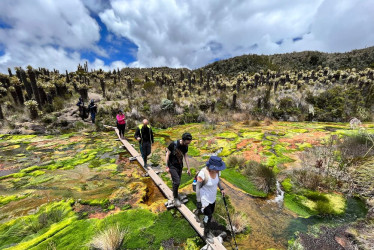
[
  {"xmin": 169, "ymin": 166, "xmax": 183, "ymax": 198},
  {"xmin": 203, "ymin": 202, "xmax": 216, "ymax": 223},
  {"xmin": 117, "ymin": 123, "xmax": 126, "ymax": 137},
  {"xmin": 140, "ymin": 141, "xmax": 151, "ymax": 167}
]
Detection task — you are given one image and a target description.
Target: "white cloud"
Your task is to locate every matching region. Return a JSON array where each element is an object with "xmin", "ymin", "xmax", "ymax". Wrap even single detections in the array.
[
  {"xmin": 99, "ymin": 0, "xmax": 374, "ymax": 68},
  {"xmin": 0, "ymin": 0, "xmax": 126, "ymax": 73},
  {"xmin": 1, "ymin": 0, "xmax": 373, "ymax": 73}
]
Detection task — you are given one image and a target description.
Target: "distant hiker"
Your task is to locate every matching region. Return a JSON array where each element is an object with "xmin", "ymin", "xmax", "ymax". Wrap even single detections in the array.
[
  {"xmin": 134, "ymin": 119, "xmax": 154, "ymax": 167},
  {"xmin": 165, "ymin": 133, "xmax": 192, "ymax": 207},
  {"xmin": 116, "ymin": 110, "xmax": 126, "ymax": 139},
  {"xmin": 196, "ymin": 156, "xmax": 226, "ymax": 243},
  {"xmin": 88, "ymin": 99, "xmax": 97, "ymax": 124},
  {"xmin": 76, "ymin": 97, "xmax": 87, "ymax": 120}
]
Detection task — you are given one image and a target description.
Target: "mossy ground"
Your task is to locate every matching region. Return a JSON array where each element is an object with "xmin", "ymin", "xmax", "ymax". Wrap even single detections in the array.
[
  {"xmin": 0, "ymin": 130, "xmax": 205, "ymax": 249},
  {"xmin": 0, "ymin": 121, "xmax": 372, "ymax": 249}
]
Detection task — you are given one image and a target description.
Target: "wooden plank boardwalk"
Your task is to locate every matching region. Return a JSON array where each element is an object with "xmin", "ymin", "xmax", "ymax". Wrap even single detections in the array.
[{"xmin": 107, "ymin": 126, "xmax": 226, "ymax": 250}]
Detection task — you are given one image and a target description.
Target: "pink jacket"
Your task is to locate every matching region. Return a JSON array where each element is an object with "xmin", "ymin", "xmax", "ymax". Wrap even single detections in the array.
[{"xmin": 116, "ymin": 114, "xmax": 126, "ymax": 125}]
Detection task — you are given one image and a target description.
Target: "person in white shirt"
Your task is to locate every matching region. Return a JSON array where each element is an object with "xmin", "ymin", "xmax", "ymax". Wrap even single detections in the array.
[{"xmin": 196, "ymin": 156, "xmax": 226, "ymax": 243}]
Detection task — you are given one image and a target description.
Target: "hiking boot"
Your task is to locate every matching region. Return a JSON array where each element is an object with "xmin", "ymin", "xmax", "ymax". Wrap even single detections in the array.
[{"xmin": 174, "ymin": 198, "xmax": 182, "ymax": 207}]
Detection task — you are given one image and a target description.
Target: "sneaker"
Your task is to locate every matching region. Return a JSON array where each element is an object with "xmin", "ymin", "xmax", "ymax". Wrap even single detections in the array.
[{"xmin": 174, "ymin": 198, "xmax": 182, "ymax": 207}]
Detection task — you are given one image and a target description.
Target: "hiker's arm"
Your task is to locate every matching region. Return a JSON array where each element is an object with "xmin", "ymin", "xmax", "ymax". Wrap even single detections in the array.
[
  {"xmin": 196, "ymin": 177, "xmax": 203, "ymax": 205},
  {"xmin": 218, "ymin": 179, "xmax": 225, "ymax": 195},
  {"xmin": 165, "ymin": 149, "xmax": 170, "ymax": 172},
  {"xmin": 184, "ymin": 153, "xmax": 191, "ymax": 175},
  {"xmin": 151, "ymin": 129, "xmax": 154, "ymax": 144},
  {"xmin": 134, "ymin": 128, "xmax": 140, "ymax": 140}
]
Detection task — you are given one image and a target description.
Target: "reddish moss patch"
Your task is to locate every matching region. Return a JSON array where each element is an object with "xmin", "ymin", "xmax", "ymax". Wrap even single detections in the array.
[
  {"xmin": 237, "ymin": 139, "xmax": 252, "ymax": 149},
  {"xmin": 279, "ymin": 131, "xmax": 327, "ymax": 149},
  {"xmin": 243, "ymin": 142, "xmax": 265, "ymax": 162}
]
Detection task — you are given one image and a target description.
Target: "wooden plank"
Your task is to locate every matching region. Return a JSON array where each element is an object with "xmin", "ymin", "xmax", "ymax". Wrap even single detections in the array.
[{"xmin": 111, "ymin": 127, "xmax": 226, "ymax": 250}]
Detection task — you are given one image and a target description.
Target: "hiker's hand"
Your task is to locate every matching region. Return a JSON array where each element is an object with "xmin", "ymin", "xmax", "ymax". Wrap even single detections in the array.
[
  {"xmin": 187, "ymin": 169, "xmax": 191, "ymax": 176},
  {"xmin": 137, "ymin": 137, "xmax": 141, "ymax": 141},
  {"xmin": 221, "ymin": 189, "xmax": 225, "ymax": 196},
  {"xmin": 166, "ymin": 166, "xmax": 169, "ymax": 173},
  {"xmin": 196, "ymin": 202, "xmax": 202, "ymax": 209}
]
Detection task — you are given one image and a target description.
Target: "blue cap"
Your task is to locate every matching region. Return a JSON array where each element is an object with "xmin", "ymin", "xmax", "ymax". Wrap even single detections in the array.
[{"xmin": 205, "ymin": 156, "xmax": 226, "ymax": 171}]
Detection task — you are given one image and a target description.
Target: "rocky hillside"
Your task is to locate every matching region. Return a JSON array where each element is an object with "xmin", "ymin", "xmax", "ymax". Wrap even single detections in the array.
[{"xmin": 0, "ymin": 47, "xmax": 374, "ymax": 133}]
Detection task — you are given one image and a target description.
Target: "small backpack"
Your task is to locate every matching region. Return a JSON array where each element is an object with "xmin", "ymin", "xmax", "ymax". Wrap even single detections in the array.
[{"xmin": 192, "ymin": 167, "xmax": 210, "ymax": 192}]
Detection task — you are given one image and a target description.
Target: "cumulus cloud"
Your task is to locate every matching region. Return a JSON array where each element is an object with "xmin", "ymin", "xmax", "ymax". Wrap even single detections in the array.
[
  {"xmin": 0, "ymin": 0, "xmax": 373, "ymax": 72},
  {"xmin": 0, "ymin": 0, "xmax": 126, "ymax": 73},
  {"xmin": 99, "ymin": 0, "xmax": 374, "ymax": 68}
]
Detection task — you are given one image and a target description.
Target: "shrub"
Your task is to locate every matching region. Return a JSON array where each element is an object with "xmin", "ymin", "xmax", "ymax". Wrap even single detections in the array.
[
  {"xmin": 229, "ymin": 212, "xmax": 249, "ymax": 233},
  {"xmin": 272, "ymin": 97, "xmax": 301, "ymax": 120},
  {"xmin": 243, "ymin": 120, "xmax": 261, "ymax": 127},
  {"xmin": 161, "ymin": 99, "xmax": 174, "ymax": 112},
  {"xmin": 41, "ymin": 114, "xmax": 57, "ymax": 124},
  {"xmin": 242, "ymin": 160, "xmax": 261, "ymax": 176},
  {"xmin": 226, "ymin": 155, "xmax": 246, "ymax": 169},
  {"xmin": 263, "ymin": 117, "xmax": 273, "ymax": 126},
  {"xmin": 52, "ymin": 97, "xmax": 65, "ymax": 111},
  {"xmin": 292, "ymin": 168, "xmax": 323, "ymax": 190},
  {"xmin": 150, "ymin": 151, "xmax": 161, "ymax": 166},
  {"xmin": 143, "ymin": 81, "xmax": 155, "ymax": 91},
  {"xmin": 244, "ymin": 162, "xmax": 276, "ymax": 193}
]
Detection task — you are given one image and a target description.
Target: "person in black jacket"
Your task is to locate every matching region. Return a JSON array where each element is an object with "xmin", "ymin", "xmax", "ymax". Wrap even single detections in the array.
[
  {"xmin": 165, "ymin": 132, "xmax": 192, "ymax": 207},
  {"xmin": 134, "ymin": 119, "xmax": 154, "ymax": 168},
  {"xmin": 76, "ymin": 97, "xmax": 86, "ymax": 120},
  {"xmin": 87, "ymin": 100, "xmax": 97, "ymax": 123}
]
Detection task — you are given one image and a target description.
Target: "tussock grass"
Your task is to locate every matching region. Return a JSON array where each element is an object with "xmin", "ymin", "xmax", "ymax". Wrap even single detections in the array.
[{"xmin": 89, "ymin": 224, "xmax": 128, "ymax": 250}]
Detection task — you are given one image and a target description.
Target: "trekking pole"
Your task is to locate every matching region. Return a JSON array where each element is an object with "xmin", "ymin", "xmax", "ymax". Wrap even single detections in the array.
[{"xmin": 222, "ymin": 193, "xmax": 239, "ymax": 250}]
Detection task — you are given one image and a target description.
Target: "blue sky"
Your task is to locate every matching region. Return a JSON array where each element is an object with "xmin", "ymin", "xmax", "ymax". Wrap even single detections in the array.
[
  {"xmin": 79, "ymin": 14, "xmax": 138, "ymax": 66},
  {"xmin": 0, "ymin": 0, "xmax": 373, "ymax": 73}
]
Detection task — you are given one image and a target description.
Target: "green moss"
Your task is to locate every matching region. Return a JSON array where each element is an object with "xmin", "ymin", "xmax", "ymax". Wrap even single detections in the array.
[
  {"xmin": 284, "ymin": 190, "xmax": 347, "ymax": 217},
  {"xmin": 188, "ymin": 146, "xmax": 201, "ymax": 157},
  {"xmin": 274, "ymin": 143, "xmax": 293, "ymax": 154},
  {"xmin": 265, "ymin": 153, "xmax": 294, "ymax": 167},
  {"xmin": 6, "ymin": 134, "xmax": 37, "ymax": 143},
  {"xmin": 0, "ymin": 200, "xmax": 75, "ymax": 249},
  {"xmin": 0, "ymin": 193, "xmax": 30, "ymax": 207},
  {"xmin": 9, "ymin": 217, "xmax": 77, "ymax": 250},
  {"xmin": 79, "ymin": 198, "xmax": 109, "ymax": 208},
  {"xmin": 217, "ymin": 132, "xmax": 238, "ymax": 139},
  {"xmin": 289, "ymin": 129, "xmax": 308, "ymax": 133},
  {"xmin": 0, "ymin": 144, "xmax": 21, "ymax": 151},
  {"xmin": 97, "ymin": 164, "xmax": 118, "ymax": 172},
  {"xmin": 281, "ymin": 178, "xmax": 292, "ymax": 192},
  {"xmin": 214, "ymin": 139, "xmax": 237, "ymax": 157},
  {"xmin": 262, "ymin": 140, "xmax": 273, "ymax": 146},
  {"xmin": 241, "ymin": 131, "xmax": 264, "ymax": 140},
  {"xmin": 284, "ymin": 193, "xmax": 315, "ymax": 218},
  {"xmin": 20, "ymin": 166, "xmax": 43, "ymax": 173},
  {"xmin": 28, "ymin": 170, "xmax": 45, "ymax": 177},
  {"xmin": 221, "ymin": 168, "xmax": 267, "ymax": 197},
  {"xmin": 28, "ymin": 177, "xmax": 53, "ymax": 187},
  {"xmin": 35, "ymin": 209, "xmax": 197, "ymax": 249},
  {"xmin": 296, "ymin": 142, "xmax": 312, "ymax": 151},
  {"xmin": 265, "ymin": 135, "xmax": 278, "ymax": 141},
  {"xmin": 0, "ymin": 172, "xmax": 28, "ymax": 180}
]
